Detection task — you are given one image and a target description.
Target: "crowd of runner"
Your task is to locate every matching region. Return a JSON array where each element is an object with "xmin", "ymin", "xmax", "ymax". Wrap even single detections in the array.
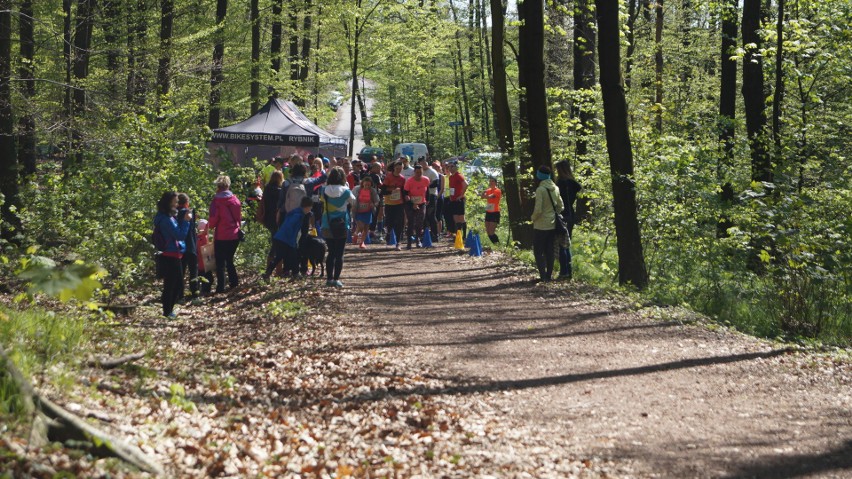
[{"xmin": 153, "ymin": 152, "xmax": 580, "ymax": 318}]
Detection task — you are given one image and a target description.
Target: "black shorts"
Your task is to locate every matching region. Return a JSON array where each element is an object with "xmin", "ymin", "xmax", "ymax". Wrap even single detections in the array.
[
  {"xmin": 448, "ymin": 199, "xmax": 465, "ymax": 216},
  {"xmin": 485, "ymin": 211, "xmax": 500, "ymax": 223}
]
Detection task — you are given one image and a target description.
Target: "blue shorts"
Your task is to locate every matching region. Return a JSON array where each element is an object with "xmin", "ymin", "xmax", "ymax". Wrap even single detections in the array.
[{"xmin": 355, "ymin": 211, "xmax": 373, "ymax": 224}]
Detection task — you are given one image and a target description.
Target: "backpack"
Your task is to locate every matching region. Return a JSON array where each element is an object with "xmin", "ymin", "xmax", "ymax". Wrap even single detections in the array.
[{"xmin": 283, "ymin": 179, "xmax": 307, "ymax": 214}]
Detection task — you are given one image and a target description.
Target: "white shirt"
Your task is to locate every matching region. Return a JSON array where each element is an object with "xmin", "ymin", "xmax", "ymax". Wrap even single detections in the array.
[
  {"xmin": 422, "ymin": 167, "xmax": 439, "ymax": 195},
  {"xmin": 401, "ymin": 166, "xmax": 415, "ymax": 180}
]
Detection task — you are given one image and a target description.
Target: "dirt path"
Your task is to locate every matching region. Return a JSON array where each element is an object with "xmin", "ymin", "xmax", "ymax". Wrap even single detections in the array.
[{"xmin": 335, "ymin": 242, "xmax": 852, "ymax": 478}]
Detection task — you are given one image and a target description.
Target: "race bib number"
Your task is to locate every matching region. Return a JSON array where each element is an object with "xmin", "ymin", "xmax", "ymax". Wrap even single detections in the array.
[
  {"xmin": 486, "ymin": 203, "xmax": 497, "ymax": 212},
  {"xmin": 411, "ymin": 196, "xmax": 424, "ymax": 205},
  {"xmin": 311, "ymin": 194, "xmax": 320, "ymax": 202},
  {"xmin": 358, "ymin": 202, "xmax": 373, "ymax": 213},
  {"xmin": 449, "ymin": 187, "xmax": 455, "ymax": 196},
  {"xmin": 389, "ymin": 189, "xmax": 401, "ymax": 201}
]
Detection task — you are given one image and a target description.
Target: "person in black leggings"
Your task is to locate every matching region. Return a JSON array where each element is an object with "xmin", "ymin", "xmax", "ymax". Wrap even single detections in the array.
[{"xmin": 320, "ymin": 167, "xmax": 355, "ymax": 287}]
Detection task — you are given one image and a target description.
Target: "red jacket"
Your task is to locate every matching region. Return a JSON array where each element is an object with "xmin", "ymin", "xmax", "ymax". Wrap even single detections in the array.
[{"xmin": 208, "ymin": 191, "xmax": 242, "ymax": 241}]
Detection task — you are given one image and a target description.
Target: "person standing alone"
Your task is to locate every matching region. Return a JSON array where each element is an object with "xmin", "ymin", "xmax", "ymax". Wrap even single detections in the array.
[{"xmin": 531, "ymin": 166, "xmax": 563, "ymax": 283}]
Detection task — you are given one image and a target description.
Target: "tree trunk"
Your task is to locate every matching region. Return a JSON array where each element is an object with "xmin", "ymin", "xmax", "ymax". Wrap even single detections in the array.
[
  {"xmin": 653, "ymin": 0, "xmax": 663, "ymax": 134},
  {"xmin": 521, "ymin": 0, "xmax": 551, "ymax": 168},
  {"xmin": 449, "ymin": 0, "xmax": 474, "ymax": 148},
  {"xmin": 625, "ymin": 0, "xmax": 638, "ymax": 88},
  {"xmin": 299, "ymin": 0, "xmax": 312, "ymax": 84},
  {"xmin": 595, "ymin": 0, "xmax": 648, "ymax": 290},
  {"xmin": 0, "ymin": 0, "xmax": 19, "ymax": 240},
  {"xmin": 771, "ymin": 0, "xmax": 784, "ymax": 156},
  {"xmin": 63, "ymin": 0, "xmax": 72, "ymax": 121},
  {"xmin": 742, "ymin": 0, "xmax": 771, "ymax": 183},
  {"xmin": 208, "ymin": 0, "xmax": 227, "ymax": 130},
  {"xmin": 513, "ymin": 0, "xmax": 534, "ymax": 248},
  {"xmin": 475, "ymin": 0, "xmax": 491, "ymax": 143},
  {"xmin": 157, "ymin": 0, "xmax": 174, "ymax": 99},
  {"xmin": 573, "ymin": 0, "xmax": 596, "ymax": 220},
  {"xmin": 250, "ymin": 0, "xmax": 260, "ymax": 113},
  {"xmin": 102, "ymin": 1, "xmax": 122, "ymax": 97},
  {"xmin": 289, "ymin": 5, "xmax": 300, "ymax": 82},
  {"xmin": 18, "ymin": 0, "xmax": 36, "ymax": 175},
  {"xmin": 271, "ymin": 0, "xmax": 283, "ymax": 76},
  {"xmin": 125, "ymin": 0, "xmax": 148, "ymax": 106},
  {"xmin": 348, "ymin": 30, "xmax": 359, "ymax": 156},
  {"xmin": 490, "ymin": 0, "xmax": 522, "ymax": 246},
  {"xmin": 312, "ymin": 6, "xmax": 322, "ymax": 122},
  {"xmin": 717, "ymin": 0, "xmax": 737, "ymax": 237}
]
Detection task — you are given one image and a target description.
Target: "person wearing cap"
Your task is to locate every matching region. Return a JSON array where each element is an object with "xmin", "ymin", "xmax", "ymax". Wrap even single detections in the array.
[
  {"xmin": 481, "ymin": 177, "xmax": 502, "ymax": 245},
  {"xmin": 531, "ymin": 165, "xmax": 564, "ymax": 283},
  {"xmin": 447, "ymin": 161, "xmax": 469, "ymax": 240},
  {"xmin": 382, "ymin": 160, "xmax": 406, "ymax": 250},
  {"xmin": 403, "ymin": 164, "xmax": 431, "ymax": 249},
  {"xmin": 418, "ymin": 157, "xmax": 440, "ymax": 240}
]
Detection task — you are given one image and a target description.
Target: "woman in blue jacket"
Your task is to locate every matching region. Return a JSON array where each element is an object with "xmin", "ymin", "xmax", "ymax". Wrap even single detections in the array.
[
  {"xmin": 154, "ymin": 191, "xmax": 191, "ymax": 318},
  {"xmin": 320, "ymin": 167, "xmax": 355, "ymax": 287}
]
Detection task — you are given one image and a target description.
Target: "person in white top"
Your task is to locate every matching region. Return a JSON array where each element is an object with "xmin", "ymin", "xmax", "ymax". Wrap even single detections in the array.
[
  {"xmin": 418, "ymin": 157, "xmax": 440, "ymax": 239},
  {"xmin": 400, "ymin": 155, "xmax": 415, "ymax": 180}
]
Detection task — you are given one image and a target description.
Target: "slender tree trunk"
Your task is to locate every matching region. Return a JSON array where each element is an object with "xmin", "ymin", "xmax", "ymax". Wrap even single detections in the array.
[
  {"xmin": 102, "ymin": 1, "xmax": 122, "ymax": 97},
  {"xmin": 449, "ymin": 0, "xmax": 474, "ymax": 147},
  {"xmin": 18, "ymin": 0, "xmax": 36, "ymax": 175},
  {"xmin": 0, "ymin": 0, "xmax": 19, "ymax": 240},
  {"xmin": 157, "ymin": 0, "xmax": 174, "ymax": 99},
  {"xmin": 347, "ymin": 30, "xmax": 359, "ymax": 156},
  {"xmin": 573, "ymin": 0, "xmax": 596, "ymax": 221},
  {"xmin": 771, "ymin": 0, "xmax": 784, "ymax": 156},
  {"xmin": 299, "ymin": 0, "xmax": 312, "ymax": 84},
  {"xmin": 595, "ymin": 0, "xmax": 649, "ymax": 289},
  {"xmin": 625, "ymin": 0, "xmax": 638, "ymax": 88},
  {"xmin": 289, "ymin": 6, "xmax": 300, "ymax": 82},
  {"xmin": 513, "ymin": 0, "xmax": 534, "ymax": 247},
  {"xmin": 480, "ymin": 0, "xmax": 494, "ymax": 142},
  {"xmin": 475, "ymin": 0, "xmax": 491, "ymax": 142},
  {"xmin": 490, "ymin": 0, "xmax": 522, "ymax": 246},
  {"xmin": 742, "ymin": 0, "xmax": 771, "ymax": 183},
  {"xmin": 653, "ymin": 0, "xmax": 663, "ymax": 134},
  {"xmin": 717, "ymin": 0, "xmax": 737, "ymax": 237},
  {"xmin": 312, "ymin": 6, "xmax": 322, "ymax": 122},
  {"xmin": 126, "ymin": 0, "xmax": 148, "ymax": 106},
  {"xmin": 250, "ymin": 0, "xmax": 260, "ymax": 113},
  {"xmin": 63, "ymin": 0, "xmax": 72, "ymax": 121},
  {"xmin": 208, "ymin": 0, "xmax": 227, "ymax": 129},
  {"xmin": 271, "ymin": 0, "xmax": 283, "ymax": 77}
]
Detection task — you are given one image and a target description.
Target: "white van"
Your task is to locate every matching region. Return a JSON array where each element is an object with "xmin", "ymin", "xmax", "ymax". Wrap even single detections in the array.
[{"xmin": 393, "ymin": 142, "xmax": 429, "ymax": 161}]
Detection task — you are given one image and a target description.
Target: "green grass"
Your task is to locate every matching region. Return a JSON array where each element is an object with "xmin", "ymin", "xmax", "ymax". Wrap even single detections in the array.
[{"xmin": 0, "ymin": 305, "xmax": 87, "ymax": 421}]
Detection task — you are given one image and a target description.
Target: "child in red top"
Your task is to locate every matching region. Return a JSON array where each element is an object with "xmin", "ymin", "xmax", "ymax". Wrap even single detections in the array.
[
  {"xmin": 481, "ymin": 177, "xmax": 502, "ymax": 245},
  {"xmin": 196, "ymin": 219, "xmax": 215, "ymax": 295}
]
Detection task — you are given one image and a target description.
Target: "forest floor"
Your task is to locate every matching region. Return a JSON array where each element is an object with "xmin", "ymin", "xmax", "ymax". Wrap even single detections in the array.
[{"xmin": 2, "ymin": 240, "xmax": 852, "ymax": 478}]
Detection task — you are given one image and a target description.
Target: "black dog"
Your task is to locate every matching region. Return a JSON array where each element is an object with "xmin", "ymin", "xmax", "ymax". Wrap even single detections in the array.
[{"xmin": 299, "ymin": 236, "xmax": 327, "ymax": 276}]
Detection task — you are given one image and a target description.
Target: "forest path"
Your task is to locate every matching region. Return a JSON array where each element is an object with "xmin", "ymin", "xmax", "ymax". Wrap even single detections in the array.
[{"xmin": 333, "ymin": 242, "xmax": 852, "ymax": 478}]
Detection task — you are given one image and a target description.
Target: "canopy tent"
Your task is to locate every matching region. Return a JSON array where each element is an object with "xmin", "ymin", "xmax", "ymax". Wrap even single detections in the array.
[{"xmin": 207, "ymin": 98, "xmax": 348, "ymax": 166}]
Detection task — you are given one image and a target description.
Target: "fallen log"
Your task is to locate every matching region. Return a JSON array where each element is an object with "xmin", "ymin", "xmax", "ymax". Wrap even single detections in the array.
[
  {"xmin": 86, "ymin": 352, "xmax": 146, "ymax": 369},
  {"xmin": 1, "ymin": 345, "xmax": 164, "ymax": 476}
]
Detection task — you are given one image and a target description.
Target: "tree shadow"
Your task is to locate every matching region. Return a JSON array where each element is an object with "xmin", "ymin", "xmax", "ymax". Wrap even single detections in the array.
[
  {"xmin": 335, "ymin": 348, "xmax": 793, "ymax": 404},
  {"xmin": 724, "ymin": 439, "xmax": 852, "ymax": 478}
]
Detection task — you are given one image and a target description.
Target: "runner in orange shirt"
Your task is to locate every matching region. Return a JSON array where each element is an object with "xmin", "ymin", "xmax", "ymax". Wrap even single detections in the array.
[{"xmin": 481, "ymin": 176, "xmax": 502, "ymax": 245}]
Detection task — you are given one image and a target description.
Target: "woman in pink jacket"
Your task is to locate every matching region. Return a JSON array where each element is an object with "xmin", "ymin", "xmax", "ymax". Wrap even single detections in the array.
[{"xmin": 208, "ymin": 175, "xmax": 242, "ymax": 293}]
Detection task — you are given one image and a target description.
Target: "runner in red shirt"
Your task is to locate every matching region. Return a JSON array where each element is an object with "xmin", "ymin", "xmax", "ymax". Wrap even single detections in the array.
[
  {"xmin": 382, "ymin": 160, "xmax": 407, "ymax": 250},
  {"xmin": 403, "ymin": 164, "xmax": 431, "ymax": 249},
  {"xmin": 447, "ymin": 161, "xmax": 469, "ymax": 240}
]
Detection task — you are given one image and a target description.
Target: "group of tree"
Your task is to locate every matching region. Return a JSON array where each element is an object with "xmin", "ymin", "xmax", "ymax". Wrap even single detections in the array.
[{"xmin": 0, "ymin": 0, "xmax": 848, "ymax": 341}]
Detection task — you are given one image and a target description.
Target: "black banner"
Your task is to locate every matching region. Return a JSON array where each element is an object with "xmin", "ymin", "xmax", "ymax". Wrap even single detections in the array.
[{"xmin": 210, "ymin": 131, "xmax": 319, "ymax": 147}]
